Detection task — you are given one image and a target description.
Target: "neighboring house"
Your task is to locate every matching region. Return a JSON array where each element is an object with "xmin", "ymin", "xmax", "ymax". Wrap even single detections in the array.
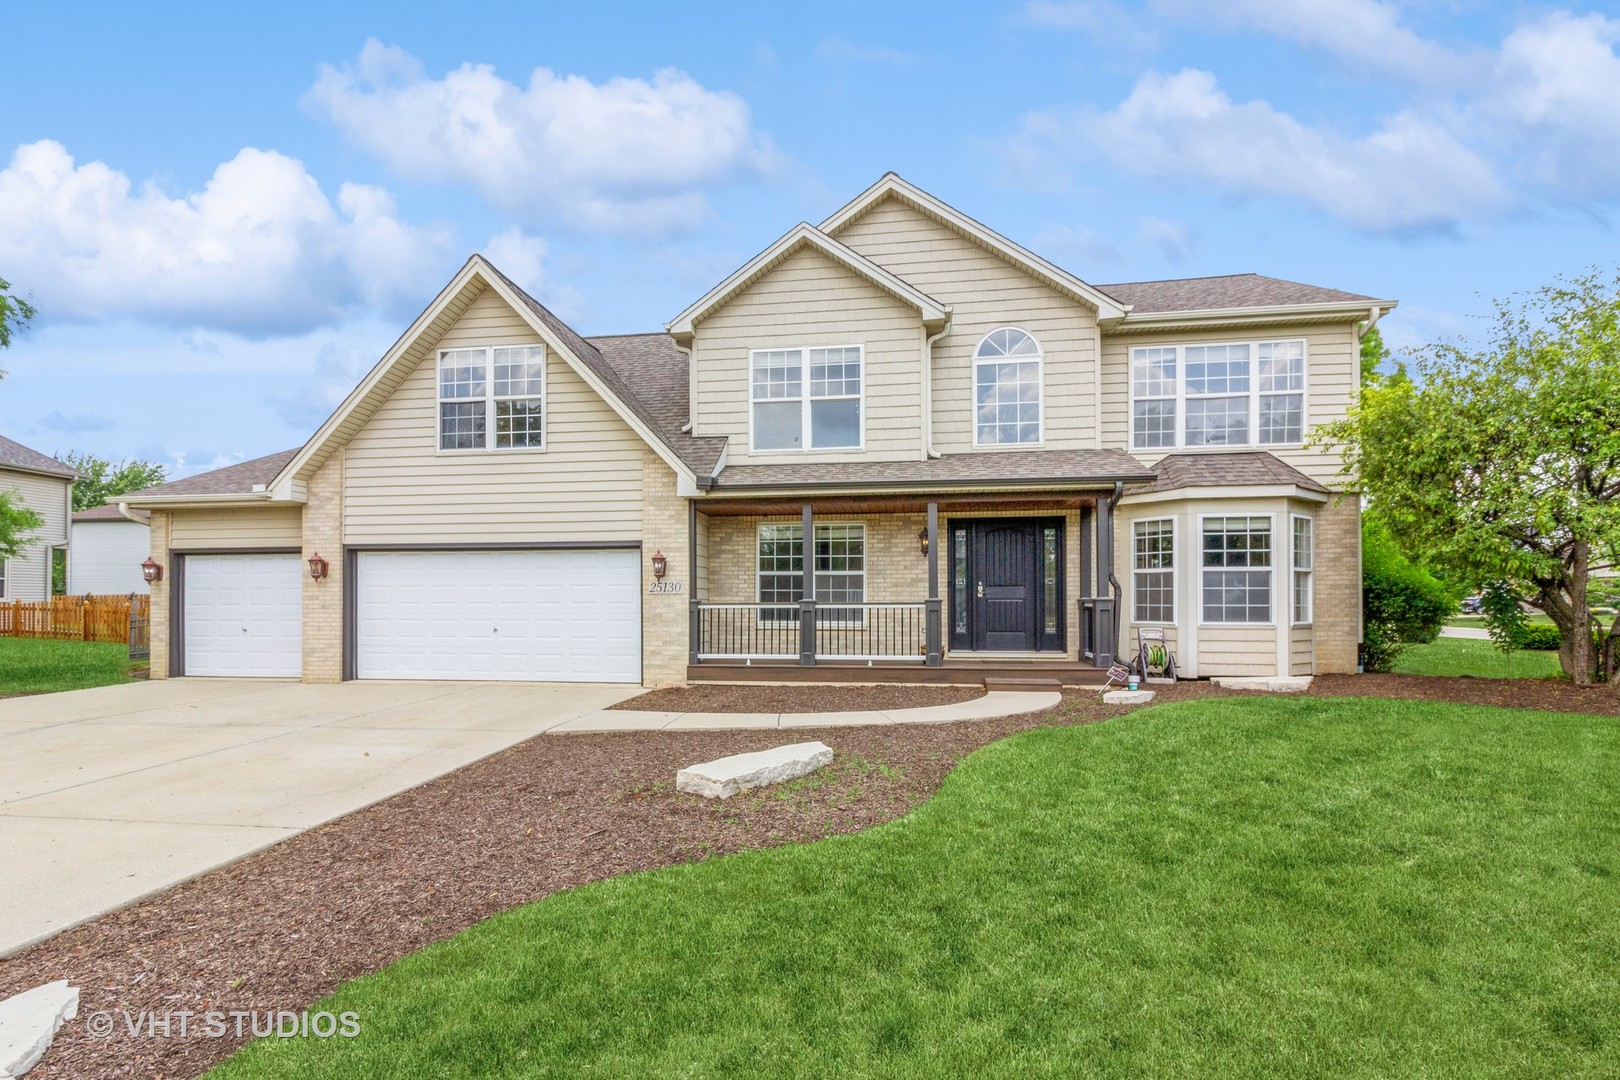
[
  {"xmin": 125, "ymin": 174, "xmax": 1392, "ymax": 687},
  {"xmin": 69, "ymin": 503, "xmax": 151, "ymax": 595},
  {"xmin": 0, "ymin": 435, "xmax": 75, "ymax": 602}
]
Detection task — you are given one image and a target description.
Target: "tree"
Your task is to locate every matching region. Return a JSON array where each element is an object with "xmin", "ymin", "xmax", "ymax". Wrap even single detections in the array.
[
  {"xmin": 63, "ymin": 452, "xmax": 167, "ymax": 513},
  {"xmin": 1322, "ymin": 270, "xmax": 1620, "ymax": 686},
  {"xmin": 1360, "ymin": 514, "xmax": 1456, "ymax": 672},
  {"xmin": 0, "ymin": 493, "xmax": 42, "ymax": 560},
  {"xmin": 0, "ymin": 276, "xmax": 36, "ymax": 376},
  {"xmin": 1359, "ymin": 324, "xmax": 1389, "ymax": 386}
]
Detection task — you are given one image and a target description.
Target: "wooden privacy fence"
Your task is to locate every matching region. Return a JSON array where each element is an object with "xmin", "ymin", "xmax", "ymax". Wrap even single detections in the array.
[{"xmin": 0, "ymin": 594, "xmax": 151, "ymax": 652}]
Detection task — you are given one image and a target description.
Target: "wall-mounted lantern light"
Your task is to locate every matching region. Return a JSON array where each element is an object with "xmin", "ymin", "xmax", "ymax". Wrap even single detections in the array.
[
  {"xmin": 650, "ymin": 550, "xmax": 668, "ymax": 579},
  {"xmin": 308, "ymin": 553, "xmax": 330, "ymax": 581},
  {"xmin": 917, "ymin": 528, "xmax": 930, "ymax": 557},
  {"xmin": 141, "ymin": 557, "xmax": 163, "ymax": 584}
]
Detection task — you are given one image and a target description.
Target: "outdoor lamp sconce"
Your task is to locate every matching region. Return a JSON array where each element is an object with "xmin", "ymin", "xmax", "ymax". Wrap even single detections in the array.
[
  {"xmin": 141, "ymin": 557, "xmax": 163, "ymax": 584},
  {"xmin": 651, "ymin": 550, "xmax": 668, "ymax": 579},
  {"xmin": 308, "ymin": 553, "xmax": 330, "ymax": 581},
  {"xmin": 918, "ymin": 528, "xmax": 930, "ymax": 557}
]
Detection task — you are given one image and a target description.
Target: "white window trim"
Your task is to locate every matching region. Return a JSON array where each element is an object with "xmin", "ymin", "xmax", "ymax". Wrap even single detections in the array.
[
  {"xmin": 1131, "ymin": 516, "xmax": 1176, "ymax": 626},
  {"xmin": 1291, "ymin": 513, "xmax": 1314, "ymax": 627},
  {"xmin": 747, "ymin": 345, "xmax": 865, "ymax": 454},
  {"xmin": 1129, "ymin": 338, "xmax": 1309, "ymax": 452},
  {"xmin": 436, "ymin": 343, "xmax": 547, "ymax": 454},
  {"xmin": 1196, "ymin": 511, "xmax": 1276, "ymax": 628},
  {"xmin": 754, "ymin": 521, "xmax": 867, "ymax": 627},
  {"xmin": 972, "ymin": 327, "xmax": 1045, "ymax": 449}
]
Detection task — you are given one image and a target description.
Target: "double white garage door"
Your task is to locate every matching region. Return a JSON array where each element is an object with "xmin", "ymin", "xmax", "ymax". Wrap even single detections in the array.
[{"xmin": 183, "ymin": 549, "xmax": 641, "ymax": 683}]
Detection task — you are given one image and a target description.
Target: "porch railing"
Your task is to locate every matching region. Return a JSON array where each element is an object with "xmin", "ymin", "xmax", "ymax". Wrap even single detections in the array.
[
  {"xmin": 694, "ymin": 601, "xmax": 928, "ymax": 663},
  {"xmin": 1079, "ymin": 596, "xmax": 1118, "ymax": 669}
]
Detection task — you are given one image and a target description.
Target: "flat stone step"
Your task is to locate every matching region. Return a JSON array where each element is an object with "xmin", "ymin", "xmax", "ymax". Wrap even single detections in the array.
[
  {"xmin": 1102, "ymin": 689, "xmax": 1156, "ymax": 705},
  {"xmin": 0, "ymin": 980, "xmax": 79, "ymax": 1078},
  {"xmin": 982, "ymin": 676, "xmax": 1064, "ymax": 693},
  {"xmin": 1214, "ymin": 676, "xmax": 1313, "ymax": 694},
  {"xmin": 676, "ymin": 741, "xmax": 834, "ymax": 799}
]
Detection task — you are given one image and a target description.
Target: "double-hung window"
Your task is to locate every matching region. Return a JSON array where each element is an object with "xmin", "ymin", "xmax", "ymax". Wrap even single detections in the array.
[
  {"xmin": 1130, "ymin": 339, "xmax": 1307, "ymax": 450},
  {"xmin": 1201, "ymin": 516, "xmax": 1272, "ymax": 623},
  {"xmin": 1292, "ymin": 515, "xmax": 1314, "ymax": 624},
  {"xmin": 974, "ymin": 328, "xmax": 1043, "ymax": 445},
  {"xmin": 756, "ymin": 523, "xmax": 865, "ymax": 625},
  {"xmin": 750, "ymin": 346, "xmax": 862, "ymax": 451},
  {"xmin": 1133, "ymin": 519, "xmax": 1175, "ymax": 624},
  {"xmin": 438, "ymin": 345, "xmax": 545, "ymax": 451}
]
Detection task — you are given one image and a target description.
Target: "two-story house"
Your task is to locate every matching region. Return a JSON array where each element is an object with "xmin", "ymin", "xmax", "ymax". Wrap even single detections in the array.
[
  {"xmin": 0, "ymin": 435, "xmax": 75, "ymax": 601},
  {"xmin": 126, "ymin": 175, "xmax": 1391, "ymax": 687}
]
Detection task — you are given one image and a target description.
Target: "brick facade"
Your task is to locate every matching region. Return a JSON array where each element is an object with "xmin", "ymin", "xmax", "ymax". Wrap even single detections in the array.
[
  {"xmin": 640, "ymin": 450, "xmax": 688, "ymax": 687},
  {"xmin": 147, "ymin": 509, "xmax": 171, "ymax": 680},
  {"xmin": 301, "ymin": 453, "xmax": 342, "ymax": 683},
  {"xmin": 1312, "ymin": 494, "xmax": 1362, "ymax": 674}
]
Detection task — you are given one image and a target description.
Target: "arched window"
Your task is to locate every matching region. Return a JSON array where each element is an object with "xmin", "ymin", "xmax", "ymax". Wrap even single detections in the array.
[{"xmin": 974, "ymin": 328, "xmax": 1042, "ymax": 445}]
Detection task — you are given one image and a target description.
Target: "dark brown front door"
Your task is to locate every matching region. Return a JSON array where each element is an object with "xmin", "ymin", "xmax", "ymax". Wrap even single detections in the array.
[{"xmin": 949, "ymin": 518, "xmax": 1065, "ymax": 653}]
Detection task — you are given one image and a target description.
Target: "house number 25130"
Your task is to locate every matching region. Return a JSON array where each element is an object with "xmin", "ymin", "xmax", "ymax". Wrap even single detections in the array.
[{"xmin": 649, "ymin": 580, "xmax": 684, "ymax": 594}]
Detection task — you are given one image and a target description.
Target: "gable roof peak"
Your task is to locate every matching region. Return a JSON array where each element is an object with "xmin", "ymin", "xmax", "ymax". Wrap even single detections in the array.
[{"xmin": 820, "ymin": 174, "xmax": 1129, "ymax": 321}]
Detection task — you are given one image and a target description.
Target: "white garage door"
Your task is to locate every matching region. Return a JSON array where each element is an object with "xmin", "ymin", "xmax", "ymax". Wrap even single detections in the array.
[
  {"xmin": 356, "ymin": 549, "xmax": 641, "ymax": 683},
  {"xmin": 183, "ymin": 553, "xmax": 303, "ymax": 677}
]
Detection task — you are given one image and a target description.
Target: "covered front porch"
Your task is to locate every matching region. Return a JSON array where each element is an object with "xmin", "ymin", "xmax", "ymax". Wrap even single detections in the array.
[{"xmin": 683, "ymin": 491, "xmax": 1125, "ymax": 686}]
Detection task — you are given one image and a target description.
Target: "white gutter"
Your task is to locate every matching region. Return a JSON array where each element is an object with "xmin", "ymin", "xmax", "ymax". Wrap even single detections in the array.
[
  {"xmin": 1357, "ymin": 305, "xmax": 1385, "ymax": 341},
  {"xmin": 115, "ymin": 501, "xmax": 149, "ymax": 526},
  {"xmin": 921, "ymin": 316, "xmax": 952, "ymax": 460}
]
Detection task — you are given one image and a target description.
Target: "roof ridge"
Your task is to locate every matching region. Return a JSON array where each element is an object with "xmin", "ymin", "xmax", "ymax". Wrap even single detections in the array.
[{"xmin": 1097, "ymin": 272, "xmax": 1261, "ymax": 287}]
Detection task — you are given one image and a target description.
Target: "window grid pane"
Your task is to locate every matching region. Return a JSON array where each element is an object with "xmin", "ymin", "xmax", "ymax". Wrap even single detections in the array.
[
  {"xmin": 1292, "ymin": 517, "xmax": 1313, "ymax": 624},
  {"xmin": 1202, "ymin": 517, "xmax": 1271, "ymax": 623},
  {"xmin": 1186, "ymin": 396, "xmax": 1250, "ymax": 446},
  {"xmin": 439, "ymin": 401, "xmax": 484, "ymax": 450},
  {"xmin": 495, "ymin": 398, "xmax": 544, "ymax": 448},
  {"xmin": 493, "ymin": 346, "xmax": 544, "ymax": 397},
  {"xmin": 751, "ymin": 350, "xmax": 803, "ymax": 401},
  {"xmin": 757, "ymin": 524, "xmax": 865, "ymax": 623},
  {"xmin": 1133, "ymin": 520, "xmax": 1175, "ymax": 624},
  {"xmin": 1258, "ymin": 341, "xmax": 1305, "ymax": 391},
  {"xmin": 975, "ymin": 359, "xmax": 1041, "ymax": 444},
  {"xmin": 1259, "ymin": 392, "xmax": 1304, "ymax": 444},
  {"xmin": 1185, "ymin": 344, "xmax": 1251, "ymax": 394}
]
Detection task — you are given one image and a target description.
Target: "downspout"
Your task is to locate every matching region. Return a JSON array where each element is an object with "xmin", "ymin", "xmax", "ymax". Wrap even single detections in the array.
[
  {"xmin": 115, "ymin": 501, "xmax": 146, "ymax": 526},
  {"xmin": 1357, "ymin": 305, "xmax": 1384, "ymax": 341},
  {"xmin": 672, "ymin": 339, "xmax": 696, "ymax": 433},
  {"xmin": 921, "ymin": 316, "xmax": 951, "ymax": 459},
  {"xmin": 1107, "ymin": 481, "xmax": 1125, "ymax": 650}
]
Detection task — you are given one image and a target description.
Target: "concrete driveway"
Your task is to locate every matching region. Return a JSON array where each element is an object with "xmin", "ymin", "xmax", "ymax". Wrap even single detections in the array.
[{"xmin": 0, "ymin": 678, "xmax": 637, "ymax": 956}]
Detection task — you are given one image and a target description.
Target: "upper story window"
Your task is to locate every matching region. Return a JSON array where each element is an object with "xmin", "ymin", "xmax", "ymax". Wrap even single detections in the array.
[
  {"xmin": 438, "ymin": 346, "xmax": 546, "ymax": 452},
  {"xmin": 1130, "ymin": 339, "xmax": 1306, "ymax": 451},
  {"xmin": 750, "ymin": 346, "xmax": 863, "ymax": 452},
  {"xmin": 975, "ymin": 328, "xmax": 1042, "ymax": 446}
]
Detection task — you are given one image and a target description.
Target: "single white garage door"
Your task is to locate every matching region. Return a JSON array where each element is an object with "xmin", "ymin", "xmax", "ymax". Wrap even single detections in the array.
[
  {"xmin": 355, "ymin": 549, "xmax": 641, "ymax": 683},
  {"xmin": 183, "ymin": 553, "xmax": 303, "ymax": 677}
]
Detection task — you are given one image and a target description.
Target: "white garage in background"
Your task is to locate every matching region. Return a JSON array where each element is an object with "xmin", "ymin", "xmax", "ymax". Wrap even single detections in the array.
[
  {"xmin": 355, "ymin": 548, "xmax": 642, "ymax": 683},
  {"xmin": 182, "ymin": 553, "xmax": 303, "ymax": 677}
]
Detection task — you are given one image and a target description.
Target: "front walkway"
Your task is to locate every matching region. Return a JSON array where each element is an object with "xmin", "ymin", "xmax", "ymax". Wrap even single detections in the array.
[
  {"xmin": 546, "ymin": 690, "xmax": 1062, "ymax": 732},
  {"xmin": 0, "ymin": 678, "xmax": 637, "ymax": 956}
]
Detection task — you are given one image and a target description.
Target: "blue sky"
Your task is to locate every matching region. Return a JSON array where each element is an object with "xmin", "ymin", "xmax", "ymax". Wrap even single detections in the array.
[{"xmin": 3, "ymin": 1, "xmax": 1618, "ymax": 476}]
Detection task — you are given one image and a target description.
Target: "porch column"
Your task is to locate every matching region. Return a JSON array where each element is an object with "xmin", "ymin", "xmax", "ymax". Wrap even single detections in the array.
[
  {"xmin": 1079, "ymin": 503, "xmax": 1094, "ymax": 594},
  {"xmin": 799, "ymin": 504, "xmax": 816, "ymax": 665},
  {"xmin": 687, "ymin": 501, "xmax": 699, "ymax": 666},
  {"xmin": 924, "ymin": 501, "xmax": 942, "ymax": 666},
  {"xmin": 1094, "ymin": 494, "xmax": 1116, "ymax": 669}
]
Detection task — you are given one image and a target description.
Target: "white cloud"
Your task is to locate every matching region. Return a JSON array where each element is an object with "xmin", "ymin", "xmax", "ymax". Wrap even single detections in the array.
[
  {"xmin": 1015, "ymin": 69, "xmax": 1505, "ymax": 233},
  {"xmin": 483, "ymin": 227, "xmax": 548, "ymax": 296},
  {"xmin": 0, "ymin": 140, "xmax": 453, "ymax": 335},
  {"xmin": 304, "ymin": 40, "xmax": 778, "ymax": 233},
  {"xmin": 1020, "ymin": 1, "xmax": 1158, "ymax": 51},
  {"xmin": 1136, "ymin": 217, "xmax": 1193, "ymax": 262}
]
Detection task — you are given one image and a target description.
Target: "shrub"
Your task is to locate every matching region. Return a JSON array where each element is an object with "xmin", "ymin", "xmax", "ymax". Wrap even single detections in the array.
[
  {"xmin": 1518, "ymin": 624, "xmax": 1562, "ymax": 651},
  {"xmin": 1362, "ymin": 516, "xmax": 1457, "ymax": 672}
]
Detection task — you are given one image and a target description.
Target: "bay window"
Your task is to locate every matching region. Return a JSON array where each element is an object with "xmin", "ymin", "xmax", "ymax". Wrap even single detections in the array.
[
  {"xmin": 438, "ymin": 345, "xmax": 545, "ymax": 451},
  {"xmin": 751, "ymin": 346, "xmax": 863, "ymax": 451},
  {"xmin": 1133, "ymin": 518, "xmax": 1175, "ymax": 624},
  {"xmin": 1201, "ymin": 516, "xmax": 1272, "ymax": 623},
  {"xmin": 1131, "ymin": 339, "xmax": 1307, "ymax": 450},
  {"xmin": 1292, "ymin": 515, "xmax": 1314, "ymax": 624}
]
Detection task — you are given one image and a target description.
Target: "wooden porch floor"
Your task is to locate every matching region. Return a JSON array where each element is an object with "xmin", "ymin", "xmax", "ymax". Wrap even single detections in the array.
[{"xmin": 686, "ymin": 657, "xmax": 1109, "ymax": 689}]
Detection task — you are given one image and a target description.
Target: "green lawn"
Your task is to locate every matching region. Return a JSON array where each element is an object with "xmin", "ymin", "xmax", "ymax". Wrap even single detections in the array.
[
  {"xmin": 1394, "ymin": 636, "xmax": 1563, "ymax": 679},
  {"xmin": 0, "ymin": 637, "xmax": 141, "ymax": 694},
  {"xmin": 1447, "ymin": 614, "xmax": 1556, "ymax": 629},
  {"xmin": 210, "ymin": 698, "xmax": 1620, "ymax": 1079}
]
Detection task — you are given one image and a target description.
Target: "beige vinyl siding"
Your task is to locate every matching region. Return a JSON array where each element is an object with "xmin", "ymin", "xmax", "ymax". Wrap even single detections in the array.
[
  {"xmin": 1100, "ymin": 321, "xmax": 1359, "ymax": 487},
  {"xmin": 691, "ymin": 245, "xmax": 924, "ymax": 465},
  {"xmin": 1198, "ymin": 625, "xmax": 1280, "ymax": 677},
  {"xmin": 343, "ymin": 288, "xmax": 646, "ymax": 544},
  {"xmin": 831, "ymin": 197, "xmax": 1100, "ymax": 455},
  {"xmin": 1291, "ymin": 626, "xmax": 1315, "ymax": 676},
  {"xmin": 169, "ymin": 507, "xmax": 303, "ymax": 549},
  {"xmin": 0, "ymin": 469, "xmax": 70, "ymax": 600}
]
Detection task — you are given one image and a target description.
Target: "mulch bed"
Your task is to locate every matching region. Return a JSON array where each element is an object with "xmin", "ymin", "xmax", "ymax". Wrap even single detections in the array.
[
  {"xmin": 611, "ymin": 683, "xmax": 985, "ymax": 713},
  {"xmin": 1311, "ymin": 673, "xmax": 1620, "ymax": 715},
  {"xmin": 4, "ymin": 672, "xmax": 1615, "ymax": 1079}
]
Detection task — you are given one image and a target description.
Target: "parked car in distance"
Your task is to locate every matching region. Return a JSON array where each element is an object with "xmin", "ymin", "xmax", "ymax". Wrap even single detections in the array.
[{"xmin": 1460, "ymin": 595, "xmax": 1484, "ymax": 615}]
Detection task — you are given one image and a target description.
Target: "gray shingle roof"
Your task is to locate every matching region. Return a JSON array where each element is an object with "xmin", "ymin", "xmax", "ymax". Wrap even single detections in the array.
[
  {"xmin": 0, "ymin": 435, "xmax": 77, "ymax": 479},
  {"xmin": 1099, "ymin": 273, "xmax": 1378, "ymax": 314},
  {"xmin": 586, "ymin": 333, "xmax": 728, "ymax": 476},
  {"xmin": 74, "ymin": 503, "xmax": 150, "ymax": 522},
  {"xmin": 123, "ymin": 449, "xmax": 298, "ymax": 501},
  {"xmin": 712, "ymin": 449, "xmax": 1154, "ymax": 491},
  {"xmin": 1141, "ymin": 451, "xmax": 1330, "ymax": 494}
]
